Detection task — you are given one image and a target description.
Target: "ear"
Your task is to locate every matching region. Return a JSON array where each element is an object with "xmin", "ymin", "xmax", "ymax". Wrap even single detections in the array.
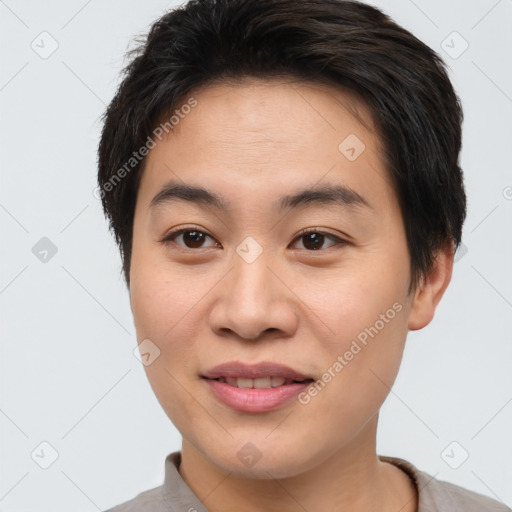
[{"xmin": 407, "ymin": 242, "xmax": 455, "ymax": 331}]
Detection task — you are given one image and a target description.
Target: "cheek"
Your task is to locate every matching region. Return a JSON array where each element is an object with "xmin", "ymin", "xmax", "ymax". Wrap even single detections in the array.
[
  {"xmin": 129, "ymin": 256, "xmax": 208, "ymax": 428},
  {"xmin": 129, "ymin": 251, "xmax": 205, "ymax": 340},
  {"xmin": 305, "ymin": 261, "xmax": 408, "ymax": 343},
  {"xmin": 298, "ymin": 304, "xmax": 408, "ymax": 446},
  {"xmin": 300, "ymin": 261, "xmax": 409, "ymax": 415},
  {"xmin": 129, "ymin": 252, "xmax": 216, "ymax": 401}
]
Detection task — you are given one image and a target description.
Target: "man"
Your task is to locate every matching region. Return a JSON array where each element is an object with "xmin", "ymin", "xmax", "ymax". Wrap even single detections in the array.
[{"xmin": 97, "ymin": 0, "xmax": 508, "ymax": 510}]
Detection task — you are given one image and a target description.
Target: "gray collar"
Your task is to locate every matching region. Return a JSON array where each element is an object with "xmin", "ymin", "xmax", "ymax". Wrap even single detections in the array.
[{"xmin": 158, "ymin": 451, "xmax": 510, "ymax": 512}]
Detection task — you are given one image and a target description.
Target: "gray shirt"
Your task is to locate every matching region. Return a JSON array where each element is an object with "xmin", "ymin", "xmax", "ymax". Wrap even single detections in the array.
[{"xmin": 104, "ymin": 451, "xmax": 510, "ymax": 511}]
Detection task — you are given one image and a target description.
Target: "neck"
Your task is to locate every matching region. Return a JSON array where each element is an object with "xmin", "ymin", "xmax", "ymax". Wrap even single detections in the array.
[{"xmin": 178, "ymin": 416, "xmax": 418, "ymax": 512}]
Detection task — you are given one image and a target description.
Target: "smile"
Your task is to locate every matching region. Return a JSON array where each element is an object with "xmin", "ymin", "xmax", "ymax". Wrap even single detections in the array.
[
  {"xmin": 210, "ymin": 376, "xmax": 313, "ymax": 388},
  {"xmin": 203, "ymin": 377, "xmax": 315, "ymax": 412}
]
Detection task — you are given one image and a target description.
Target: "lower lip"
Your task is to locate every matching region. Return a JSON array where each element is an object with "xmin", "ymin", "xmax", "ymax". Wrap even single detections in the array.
[{"xmin": 203, "ymin": 378, "xmax": 313, "ymax": 413}]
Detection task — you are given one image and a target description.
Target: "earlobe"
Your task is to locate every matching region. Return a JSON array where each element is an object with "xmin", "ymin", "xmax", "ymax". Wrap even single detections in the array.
[{"xmin": 407, "ymin": 242, "xmax": 455, "ymax": 331}]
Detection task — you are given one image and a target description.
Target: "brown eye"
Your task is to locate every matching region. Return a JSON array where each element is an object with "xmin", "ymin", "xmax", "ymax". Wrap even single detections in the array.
[
  {"xmin": 291, "ymin": 229, "xmax": 346, "ymax": 251},
  {"xmin": 301, "ymin": 232, "xmax": 325, "ymax": 250},
  {"xmin": 180, "ymin": 230, "xmax": 207, "ymax": 248},
  {"xmin": 162, "ymin": 228, "xmax": 218, "ymax": 249}
]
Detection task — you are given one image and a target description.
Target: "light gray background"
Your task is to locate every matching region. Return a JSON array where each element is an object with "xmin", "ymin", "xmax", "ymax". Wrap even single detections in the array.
[{"xmin": 1, "ymin": 0, "xmax": 511, "ymax": 510}]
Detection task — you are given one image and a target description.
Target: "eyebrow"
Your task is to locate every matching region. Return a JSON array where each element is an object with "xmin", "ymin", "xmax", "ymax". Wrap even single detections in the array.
[{"xmin": 148, "ymin": 180, "xmax": 371, "ymax": 213}]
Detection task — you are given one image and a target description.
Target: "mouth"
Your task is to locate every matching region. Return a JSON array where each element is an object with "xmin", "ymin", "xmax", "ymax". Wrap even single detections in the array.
[
  {"xmin": 203, "ymin": 376, "xmax": 315, "ymax": 388},
  {"xmin": 200, "ymin": 361, "xmax": 316, "ymax": 412}
]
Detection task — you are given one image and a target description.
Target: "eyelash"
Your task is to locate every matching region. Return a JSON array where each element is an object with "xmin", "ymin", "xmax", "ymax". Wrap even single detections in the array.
[{"xmin": 160, "ymin": 225, "xmax": 347, "ymax": 252}]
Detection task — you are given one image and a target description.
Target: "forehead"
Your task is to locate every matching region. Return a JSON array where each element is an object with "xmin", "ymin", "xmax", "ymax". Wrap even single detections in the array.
[
  {"xmin": 137, "ymin": 78, "xmax": 394, "ymax": 215},
  {"xmin": 177, "ymin": 77, "xmax": 379, "ymax": 147}
]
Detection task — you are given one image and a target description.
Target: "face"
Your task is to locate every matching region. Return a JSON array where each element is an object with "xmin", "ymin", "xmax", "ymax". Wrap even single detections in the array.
[{"xmin": 129, "ymin": 78, "xmax": 432, "ymax": 479}]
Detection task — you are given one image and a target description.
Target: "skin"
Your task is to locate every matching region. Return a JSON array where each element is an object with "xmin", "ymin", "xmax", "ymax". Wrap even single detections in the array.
[{"xmin": 129, "ymin": 78, "xmax": 454, "ymax": 512}]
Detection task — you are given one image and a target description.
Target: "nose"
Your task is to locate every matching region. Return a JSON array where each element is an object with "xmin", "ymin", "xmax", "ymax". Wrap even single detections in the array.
[{"xmin": 208, "ymin": 249, "xmax": 299, "ymax": 342}]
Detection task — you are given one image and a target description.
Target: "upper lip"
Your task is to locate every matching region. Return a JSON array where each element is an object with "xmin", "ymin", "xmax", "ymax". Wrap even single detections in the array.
[{"xmin": 202, "ymin": 361, "xmax": 313, "ymax": 380}]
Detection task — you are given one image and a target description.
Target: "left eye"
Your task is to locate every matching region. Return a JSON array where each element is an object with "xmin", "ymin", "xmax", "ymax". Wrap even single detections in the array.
[{"xmin": 290, "ymin": 229, "xmax": 344, "ymax": 251}]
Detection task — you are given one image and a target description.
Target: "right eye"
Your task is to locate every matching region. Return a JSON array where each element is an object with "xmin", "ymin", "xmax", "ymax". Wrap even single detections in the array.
[{"xmin": 161, "ymin": 227, "xmax": 220, "ymax": 250}]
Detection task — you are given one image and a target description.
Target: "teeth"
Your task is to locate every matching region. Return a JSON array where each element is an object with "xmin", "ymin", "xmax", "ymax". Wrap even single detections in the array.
[
  {"xmin": 221, "ymin": 376, "xmax": 292, "ymax": 388},
  {"xmin": 238, "ymin": 377, "xmax": 255, "ymax": 388},
  {"xmin": 271, "ymin": 376, "xmax": 287, "ymax": 387}
]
